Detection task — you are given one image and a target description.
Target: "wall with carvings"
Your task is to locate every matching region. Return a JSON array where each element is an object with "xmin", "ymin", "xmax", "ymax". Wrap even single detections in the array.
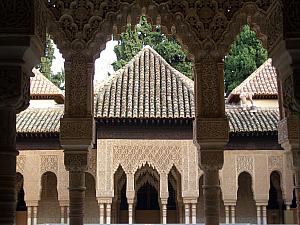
[{"xmin": 16, "ymin": 145, "xmax": 294, "ymax": 223}]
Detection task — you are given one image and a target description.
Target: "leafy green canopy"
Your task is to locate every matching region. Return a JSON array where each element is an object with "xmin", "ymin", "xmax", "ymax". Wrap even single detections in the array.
[
  {"xmin": 224, "ymin": 25, "xmax": 268, "ymax": 94},
  {"xmin": 35, "ymin": 34, "xmax": 65, "ymax": 89},
  {"xmin": 112, "ymin": 16, "xmax": 193, "ymax": 79}
]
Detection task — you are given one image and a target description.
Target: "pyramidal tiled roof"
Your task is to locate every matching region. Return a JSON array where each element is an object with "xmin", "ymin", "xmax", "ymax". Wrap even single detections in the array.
[
  {"xmin": 31, "ymin": 68, "xmax": 64, "ymax": 103},
  {"xmin": 16, "ymin": 50, "xmax": 279, "ymax": 137},
  {"xmin": 95, "ymin": 46, "xmax": 195, "ymax": 119},
  {"xmin": 227, "ymin": 59, "xmax": 278, "ymax": 103}
]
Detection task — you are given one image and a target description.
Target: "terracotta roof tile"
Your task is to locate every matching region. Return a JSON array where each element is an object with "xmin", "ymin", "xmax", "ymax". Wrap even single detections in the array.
[
  {"xmin": 226, "ymin": 107, "xmax": 279, "ymax": 135},
  {"xmin": 17, "ymin": 107, "xmax": 63, "ymax": 134},
  {"xmin": 31, "ymin": 68, "xmax": 64, "ymax": 103},
  {"xmin": 95, "ymin": 46, "xmax": 194, "ymax": 119},
  {"xmin": 227, "ymin": 59, "xmax": 278, "ymax": 103},
  {"xmin": 16, "ymin": 50, "xmax": 279, "ymax": 136},
  {"xmin": 16, "ymin": 106, "xmax": 279, "ymax": 136}
]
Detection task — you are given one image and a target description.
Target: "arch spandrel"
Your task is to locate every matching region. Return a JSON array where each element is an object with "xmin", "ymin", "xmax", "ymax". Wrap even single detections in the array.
[{"xmin": 46, "ymin": 0, "xmax": 200, "ymax": 59}]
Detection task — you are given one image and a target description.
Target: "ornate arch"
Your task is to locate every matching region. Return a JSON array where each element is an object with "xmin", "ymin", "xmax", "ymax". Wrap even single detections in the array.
[
  {"xmin": 45, "ymin": 0, "xmax": 198, "ymax": 60},
  {"xmin": 134, "ymin": 163, "xmax": 160, "ymax": 192}
]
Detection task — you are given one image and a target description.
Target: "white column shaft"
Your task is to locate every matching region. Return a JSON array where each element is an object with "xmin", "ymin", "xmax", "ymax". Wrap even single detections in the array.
[
  {"xmin": 128, "ymin": 203, "xmax": 133, "ymax": 224},
  {"xmin": 32, "ymin": 206, "xmax": 37, "ymax": 225},
  {"xmin": 99, "ymin": 203, "xmax": 104, "ymax": 224},
  {"xmin": 231, "ymin": 205, "xmax": 236, "ymax": 224},
  {"xmin": 184, "ymin": 204, "xmax": 190, "ymax": 224},
  {"xmin": 225, "ymin": 205, "xmax": 230, "ymax": 224},
  {"xmin": 106, "ymin": 203, "xmax": 111, "ymax": 224},
  {"xmin": 192, "ymin": 203, "xmax": 197, "ymax": 224},
  {"xmin": 27, "ymin": 206, "xmax": 32, "ymax": 225},
  {"xmin": 257, "ymin": 205, "xmax": 262, "ymax": 225},
  {"xmin": 262, "ymin": 205, "xmax": 267, "ymax": 225},
  {"xmin": 162, "ymin": 204, "xmax": 167, "ymax": 224}
]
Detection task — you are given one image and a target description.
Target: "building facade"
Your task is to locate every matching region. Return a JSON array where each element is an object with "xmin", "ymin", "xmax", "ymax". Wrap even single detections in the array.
[{"xmin": 16, "ymin": 48, "xmax": 295, "ymax": 225}]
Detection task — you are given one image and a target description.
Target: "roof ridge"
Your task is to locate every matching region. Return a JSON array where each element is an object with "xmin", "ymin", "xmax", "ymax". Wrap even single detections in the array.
[
  {"xmin": 227, "ymin": 58, "xmax": 277, "ymax": 103},
  {"xmin": 143, "ymin": 46, "xmax": 194, "ymax": 91},
  {"xmin": 95, "ymin": 45, "xmax": 195, "ymax": 119},
  {"xmin": 231, "ymin": 58, "xmax": 272, "ymax": 94},
  {"xmin": 31, "ymin": 68, "xmax": 63, "ymax": 94}
]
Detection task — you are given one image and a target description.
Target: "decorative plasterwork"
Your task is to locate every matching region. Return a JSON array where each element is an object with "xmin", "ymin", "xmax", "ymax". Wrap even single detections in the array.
[
  {"xmin": 194, "ymin": 118, "xmax": 229, "ymax": 147},
  {"xmin": 236, "ymin": 155, "xmax": 254, "ymax": 175},
  {"xmin": 60, "ymin": 117, "xmax": 94, "ymax": 140},
  {"xmin": 40, "ymin": 155, "xmax": 59, "ymax": 174},
  {"xmin": 268, "ymin": 155, "xmax": 283, "ymax": 172},
  {"xmin": 112, "ymin": 145, "xmax": 182, "ymax": 174},
  {"xmin": 46, "ymin": 0, "xmax": 275, "ymax": 59},
  {"xmin": 64, "ymin": 153, "xmax": 88, "ymax": 172},
  {"xmin": 17, "ymin": 156, "xmax": 26, "ymax": 173},
  {"xmin": 87, "ymin": 150, "xmax": 97, "ymax": 177}
]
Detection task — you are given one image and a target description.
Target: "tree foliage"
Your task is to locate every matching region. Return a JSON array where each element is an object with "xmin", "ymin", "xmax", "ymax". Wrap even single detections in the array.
[
  {"xmin": 224, "ymin": 25, "xmax": 268, "ymax": 94},
  {"xmin": 36, "ymin": 34, "xmax": 65, "ymax": 89},
  {"xmin": 112, "ymin": 16, "xmax": 193, "ymax": 79}
]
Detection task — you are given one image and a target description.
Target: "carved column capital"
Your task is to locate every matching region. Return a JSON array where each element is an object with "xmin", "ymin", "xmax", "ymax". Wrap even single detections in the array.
[
  {"xmin": 193, "ymin": 118, "xmax": 229, "ymax": 149},
  {"xmin": 199, "ymin": 151, "xmax": 224, "ymax": 171},
  {"xmin": 64, "ymin": 152, "xmax": 88, "ymax": 172},
  {"xmin": 60, "ymin": 116, "xmax": 95, "ymax": 148}
]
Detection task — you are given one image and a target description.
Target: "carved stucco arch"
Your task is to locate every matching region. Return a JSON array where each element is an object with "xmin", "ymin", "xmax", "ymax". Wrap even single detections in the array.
[
  {"xmin": 134, "ymin": 163, "xmax": 160, "ymax": 193},
  {"xmin": 217, "ymin": 0, "xmax": 284, "ymax": 58},
  {"xmin": 45, "ymin": 0, "xmax": 198, "ymax": 61},
  {"xmin": 113, "ymin": 165, "xmax": 127, "ymax": 195}
]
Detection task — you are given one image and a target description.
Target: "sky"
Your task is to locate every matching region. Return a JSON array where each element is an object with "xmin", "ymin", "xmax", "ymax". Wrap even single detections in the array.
[{"xmin": 51, "ymin": 40, "xmax": 118, "ymax": 81}]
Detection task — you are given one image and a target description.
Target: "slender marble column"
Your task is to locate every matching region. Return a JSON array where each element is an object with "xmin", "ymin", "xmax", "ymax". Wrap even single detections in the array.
[
  {"xmin": 32, "ymin": 206, "xmax": 37, "ymax": 225},
  {"xmin": 191, "ymin": 203, "xmax": 197, "ymax": 224},
  {"xmin": 225, "ymin": 205, "xmax": 230, "ymax": 224},
  {"xmin": 99, "ymin": 203, "xmax": 104, "ymax": 224},
  {"xmin": 257, "ymin": 205, "xmax": 262, "ymax": 225},
  {"xmin": 262, "ymin": 205, "xmax": 267, "ymax": 225},
  {"xmin": 61, "ymin": 206, "xmax": 66, "ymax": 224},
  {"xmin": 67, "ymin": 207, "xmax": 70, "ymax": 225},
  {"xmin": 27, "ymin": 206, "xmax": 32, "ymax": 225},
  {"xmin": 106, "ymin": 203, "xmax": 111, "ymax": 224},
  {"xmin": 231, "ymin": 205, "xmax": 236, "ymax": 224},
  {"xmin": 162, "ymin": 203, "xmax": 167, "ymax": 224},
  {"xmin": 128, "ymin": 203, "xmax": 133, "ymax": 224},
  {"xmin": 184, "ymin": 204, "xmax": 190, "ymax": 224}
]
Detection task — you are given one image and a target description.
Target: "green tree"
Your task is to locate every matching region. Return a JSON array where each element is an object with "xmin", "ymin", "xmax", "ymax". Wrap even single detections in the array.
[
  {"xmin": 224, "ymin": 25, "xmax": 268, "ymax": 94},
  {"xmin": 36, "ymin": 34, "xmax": 65, "ymax": 89},
  {"xmin": 36, "ymin": 34, "xmax": 55, "ymax": 80},
  {"xmin": 112, "ymin": 16, "xmax": 193, "ymax": 79}
]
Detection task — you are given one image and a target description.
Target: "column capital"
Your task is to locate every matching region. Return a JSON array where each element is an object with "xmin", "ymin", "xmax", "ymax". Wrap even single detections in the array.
[
  {"xmin": 97, "ymin": 197, "xmax": 113, "ymax": 204},
  {"xmin": 193, "ymin": 118, "xmax": 229, "ymax": 149},
  {"xmin": 182, "ymin": 198, "xmax": 198, "ymax": 204},
  {"xmin": 64, "ymin": 151, "xmax": 88, "ymax": 172},
  {"xmin": 59, "ymin": 200, "xmax": 69, "ymax": 207},
  {"xmin": 199, "ymin": 151, "xmax": 224, "ymax": 170}
]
